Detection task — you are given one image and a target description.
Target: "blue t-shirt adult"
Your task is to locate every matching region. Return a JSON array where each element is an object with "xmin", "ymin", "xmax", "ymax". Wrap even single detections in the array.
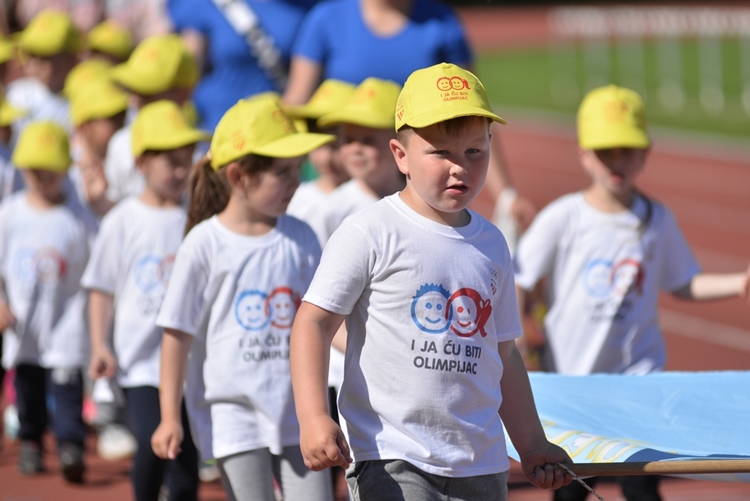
[
  {"xmin": 292, "ymin": 0, "xmax": 473, "ymax": 86},
  {"xmin": 169, "ymin": 0, "xmax": 316, "ymax": 130}
]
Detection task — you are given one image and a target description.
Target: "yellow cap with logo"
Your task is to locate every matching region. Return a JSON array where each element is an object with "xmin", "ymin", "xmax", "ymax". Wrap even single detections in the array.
[
  {"xmin": 395, "ymin": 63, "xmax": 504, "ymax": 131},
  {"xmin": 13, "ymin": 121, "xmax": 71, "ymax": 172},
  {"xmin": 131, "ymin": 100, "xmax": 211, "ymax": 157},
  {"xmin": 110, "ymin": 34, "xmax": 198, "ymax": 95},
  {"xmin": 317, "ymin": 78, "xmax": 401, "ymax": 129},
  {"xmin": 70, "ymin": 78, "xmax": 129, "ymax": 126},
  {"xmin": 63, "ymin": 59, "xmax": 112, "ymax": 98},
  {"xmin": 578, "ymin": 85, "xmax": 650, "ymax": 150},
  {"xmin": 18, "ymin": 10, "xmax": 82, "ymax": 57},
  {"xmin": 285, "ymin": 79, "xmax": 356, "ymax": 120},
  {"xmin": 210, "ymin": 93, "xmax": 335, "ymax": 169},
  {"xmin": 0, "ymin": 36, "xmax": 15, "ymax": 64},
  {"xmin": 87, "ymin": 20, "xmax": 134, "ymax": 60},
  {"xmin": 0, "ymin": 97, "xmax": 26, "ymax": 127}
]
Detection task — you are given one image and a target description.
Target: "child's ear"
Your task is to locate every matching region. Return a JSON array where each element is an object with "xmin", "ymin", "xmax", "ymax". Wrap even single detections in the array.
[{"xmin": 390, "ymin": 138, "xmax": 409, "ymax": 177}]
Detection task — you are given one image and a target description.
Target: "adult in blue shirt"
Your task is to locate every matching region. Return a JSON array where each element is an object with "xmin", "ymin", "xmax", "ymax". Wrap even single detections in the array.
[{"xmin": 169, "ymin": 0, "xmax": 316, "ymax": 131}]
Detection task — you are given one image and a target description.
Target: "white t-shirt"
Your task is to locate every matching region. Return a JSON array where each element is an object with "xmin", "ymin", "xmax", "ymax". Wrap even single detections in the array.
[
  {"xmin": 6, "ymin": 78, "xmax": 70, "ymax": 142},
  {"xmin": 287, "ymin": 181, "xmax": 330, "ymax": 247},
  {"xmin": 319, "ymin": 179, "xmax": 378, "ymax": 244},
  {"xmin": 104, "ymin": 125, "xmax": 144, "ymax": 203},
  {"xmin": 304, "ymin": 194, "xmax": 522, "ymax": 478},
  {"xmin": 0, "ymin": 192, "xmax": 98, "ymax": 369},
  {"xmin": 514, "ymin": 192, "xmax": 701, "ymax": 375},
  {"xmin": 156, "ymin": 215, "xmax": 321, "ymax": 459},
  {"xmin": 81, "ymin": 198, "xmax": 186, "ymax": 388}
]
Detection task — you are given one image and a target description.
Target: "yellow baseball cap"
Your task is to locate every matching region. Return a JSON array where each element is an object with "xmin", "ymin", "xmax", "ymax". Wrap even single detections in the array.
[
  {"xmin": 395, "ymin": 63, "xmax": 504, "ymax": 131},
  {"xmin": 210, "ymin": 93, "xmax": 335, "ymax": 169},
  {"xmin": 285, "ymin": 79, "xmax": 356, "ymax": 120},
  {"xmin": 0, "ymin": 97, "xmax": 26, "ymax": 127},
  {"xmin": 87, "ymin": 20, "xmax": 133, "ymax": 60},
  {"xmin": 0, "ymin": 37, "xmax": 15, "ymax": 64},
  {"xmin": 62, "ymin": 59, "xmax": 112, "ymax": 98},
  {"xmin": 13, "ymin": 121, "xmax": 71, "ymax": 172},
  {"xmin": 578, "ymin": 85, "xmax": 650, "ymax": 150},
  {"xmin": 131, "ymin": 100, "xmax": 210, "ymax": 157},
  {"xmin": 70, "ymin": 78, "xmax": 129, "ymax": 126},
  {"xmin": 110, "ymin": 34, "xmax": 198, "ymax": 95},
  {"xmin": 18, "ymin": 10, "xmax": 82, "ymax": 57},
  {"xmin": 317, "ymin": 78, "xmax": 401, "ymax": 129}
]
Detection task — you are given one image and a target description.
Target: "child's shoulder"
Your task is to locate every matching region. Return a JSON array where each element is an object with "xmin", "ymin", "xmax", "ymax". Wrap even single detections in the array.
[{"xmin": 279, "ymin": 214, "xmax": 320, "ymax": 247}]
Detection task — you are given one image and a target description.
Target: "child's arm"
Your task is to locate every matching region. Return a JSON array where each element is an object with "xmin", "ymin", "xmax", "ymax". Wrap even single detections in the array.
[
  {"xmin": 672, "ymin": 265, "xmax": 750, "ymax": 301},
  {"xmin": 0, "ymin": 276, "xmax": 15, "ymax": 331},
  {"xmin": 498, "ymin": 339, "xmax": 572, "ymax": 489},
  {"xmin": 290, "ymin": 301, "xmax": 352, "ymax": 471},
  {"xmin": 151, "ymin": 328, "xmax": 192, "ymax": 460},
  {"xmin": 88, "ymin": 289, "xmax": 117, "ymax": 380}
]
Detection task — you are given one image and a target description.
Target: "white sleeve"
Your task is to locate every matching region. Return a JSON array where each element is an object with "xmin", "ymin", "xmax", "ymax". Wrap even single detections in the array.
[
  {"xmin": 80, "ymin": 211, "xmax": 121, "ymax": 294},
  {"xmin": 513, "ymin": 202, "xmax": 566, "ymax": 291},
  {"xmin": 659, "ymin": 207, "xmax": 701, "ymax": 292},
  {"xmin": 156, "ymin": 230, "xmax": 211, "ymax": 336},
  {"xmin": 303, "ymin": 220, "xmax": 375, "ymax": 315},
  {"xmin": 493, "ymin": 244, "xmax": 523, "ymax": 342}
]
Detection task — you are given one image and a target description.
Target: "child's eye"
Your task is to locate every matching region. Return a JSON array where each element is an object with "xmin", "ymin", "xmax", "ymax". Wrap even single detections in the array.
[
  {"xmin": 432, "ymin": 150, "xmax": 449, "ymax": 156},
  {"xmin": 466, "ymin": 149, "xmax": 481, "ymax": 155}
]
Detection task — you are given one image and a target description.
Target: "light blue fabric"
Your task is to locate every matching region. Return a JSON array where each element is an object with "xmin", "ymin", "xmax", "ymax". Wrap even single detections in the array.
[
  {"xmin": 168, "ymin": 0, "xmax": 316, "ymax": 131},
  {"xmin": 292, "ymin": 0, "xmax": 472, "ymax": 86},
  {"xmin": 506, "ymin": 372, "xmax": 750, "ymax": 482}
]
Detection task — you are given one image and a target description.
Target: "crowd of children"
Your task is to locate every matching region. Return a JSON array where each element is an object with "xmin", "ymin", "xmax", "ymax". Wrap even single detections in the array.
[{"xmin": 0, "ymin": 7, "xmax": 747, "ymax": 501}]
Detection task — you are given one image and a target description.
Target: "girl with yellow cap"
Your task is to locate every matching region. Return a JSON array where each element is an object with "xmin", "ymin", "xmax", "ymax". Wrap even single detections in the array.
[{"xmin": 151, "ymin": 93, "xmax": 335, "ymax": 501}]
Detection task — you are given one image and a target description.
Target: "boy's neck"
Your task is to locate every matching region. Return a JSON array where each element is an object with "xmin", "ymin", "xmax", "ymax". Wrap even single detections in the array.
[
  {"xmin": 583, "ymin": 184, "xmax": 636, "ymax": 213},
  {"xmin": 398, "ymin": 188, "xmax": 470, "ymax": 227},
  {"xmin": 315, "ymin": 175, "xmax": 340, "ymax": 194},
  {"xmin": 218, "ymin": 197, "xmax": 277, "ymax": 237},
  {"xmin": 138, "ymin": 189, "xmax": 182, "ymax": 209},
  {"xmin": 26, "ymin": 190, "xmax": 64, "ymax": 209}
]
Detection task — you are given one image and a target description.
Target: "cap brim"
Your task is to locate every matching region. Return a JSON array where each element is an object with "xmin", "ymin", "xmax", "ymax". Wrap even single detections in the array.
[
  {"xmin": 136, "ymin": 129, "xmax": 211, "ymax": 156},
  {"xmin": 317, "ymin": 110, "xmax": 393, "ymax": 129},
  {"xmin": 253, "ymin": 132, "xmax": 334, "ymax": 158},
  {"xmin": 580, "ymin": 128, "xmax": 650, "ymax": 150},
  {"xmin": 403, "ymin": 107, "xmax": 506, "ymax": 130},
  {"xmin": 110, "ymin": 65, "xmax": 167, "ymax": 95}
]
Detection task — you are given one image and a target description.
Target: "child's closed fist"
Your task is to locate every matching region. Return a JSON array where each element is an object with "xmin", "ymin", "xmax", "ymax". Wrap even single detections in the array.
[
  {"xmin": 152, "ymin": 420, "xmax": 183, "ymax": 460},
  {"xmin": 299, "ymin": 414, "xmax": 352, "ymax": 471},
  {"xmin": 520, "ymin": 441, "xmax": 573, "ymax": 490}
]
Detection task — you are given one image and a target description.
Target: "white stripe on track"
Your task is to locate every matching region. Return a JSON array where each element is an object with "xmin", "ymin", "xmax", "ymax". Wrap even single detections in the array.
[{"xmin": 660, "ymin": 309, "xmax": 750, "ymax": 352}]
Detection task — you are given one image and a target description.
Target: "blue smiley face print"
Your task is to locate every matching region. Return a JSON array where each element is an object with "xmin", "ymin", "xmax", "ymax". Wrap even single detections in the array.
[
  {"xmin": 234, "ymin": 289, "xmax": 270, "ymax": 331},
  {"xmin": 410, "ymin": 283, "xmax": 452, "ymax": 334}
]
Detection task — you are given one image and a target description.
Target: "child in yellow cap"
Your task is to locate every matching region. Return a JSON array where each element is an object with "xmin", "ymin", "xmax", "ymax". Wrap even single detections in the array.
[
  {"xmin": 0, "ymin": 121, "xmax": 98, "ymax": 483},
  {"xmin": 284, "ymin": 79, "xmax": 355, "ymax": 245},
  {"xmin": 315, "ymin": 77, "xmax": 406, "ymax": 244},
  {"xmin": 82, "ymin": 100, "xmax": 207, "ymax": 501},
  {"xmin": 103, "ymin": 34, "xmax": 199, "ymax": 206},
  {"xmin": 151, "ymin": 93, "xmax": 334, "ymax": 501},
  {"xmin": 514, "ymin": 86, "xmax": 750, "ymax": 501},
  {"xmin": 85, "ymin": 20, "xmax": 134, "ymax": 64},
  {"xmin": 0, "ymin": 96, "xmax": 27, "ymax": 200},
  {"xmin": 7, "ymin": 10, "xmax": 82, "ymax": 133},
  {"xmin": 291, "ymin": 63, "xmax": 573, "ymax": 500}
]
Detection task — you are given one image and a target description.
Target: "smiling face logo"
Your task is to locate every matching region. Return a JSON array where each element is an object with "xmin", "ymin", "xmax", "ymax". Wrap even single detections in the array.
[
  {"xmin": 436, "ymin": 77, "xmax": 452, "ymax": 91},
  {"xmin": 446, "ymin": 288, "xmax": 491, "ymax": 338},
  {"xmin": 235, "ymin": 290, "xmax": 270, "ymax": 331},
  {"xmin": 265, "ymin": 287, "xmax": 300, "ymax": 329},
  {"xmin": 411, "ymin": 283, "xmax": 451, "ymax": 334}
]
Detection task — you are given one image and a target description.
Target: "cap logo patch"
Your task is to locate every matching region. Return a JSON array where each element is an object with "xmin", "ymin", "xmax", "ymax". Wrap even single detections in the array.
[
  {"xmin": 604, "ymin": 100, "xmax": 630, "ymax": 123},
  {"xmin": 231, "ymin": 129, "xmax": 246, "ymax": 151},
  {"xmin": 396, "ymin": 98, "xmax": 404, "ymax": 122},
  {"xmin": 271, "ymin": 109, "xmax": 295, "ymax": 132},
  {"xmin": 351, "ymin": 88, "xmax": 376, "ymax": 104},
  {"xmin": 436, "ymin": 76, "xmax": 471, "ymax": 102}
]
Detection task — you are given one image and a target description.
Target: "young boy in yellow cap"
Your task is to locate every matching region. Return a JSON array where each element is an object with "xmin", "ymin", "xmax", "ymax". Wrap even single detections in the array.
[
  {"xmin": 0, "ymin": 121, "xmax": 98, "ymax": 483},
  {"xmin": 68, "ymin": 77, "xmax": 128, "ymax": 216},
  {"xmin": 285, "ymin": 79, "xmax": 355, "ymax": 245},
  {"xmin": 7, "ymin": 10, "xmax": 82, "ymax": 134},
  {"xmin": 514, "ymin": 86, "xmax": 750, "ymax": 501},
  {"xmin": 315, "ymin": 77, "xmax": 406, "ymax": 245},
  {"xmin": 103, "ymin": 34, "xmax": 199, "ymax": 207},
  {"xmin": 83, "ymin": 100, "xmax": 207, "ymax": 501},
  {"xmin": 290, "ymin": 63, "xmax": 572, "ymax": 500}
]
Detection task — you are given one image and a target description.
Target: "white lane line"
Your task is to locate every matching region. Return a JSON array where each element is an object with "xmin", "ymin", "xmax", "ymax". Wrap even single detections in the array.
[{"xmin": 660, "ymin": 309, "xmax": 750, "ymax": 353}]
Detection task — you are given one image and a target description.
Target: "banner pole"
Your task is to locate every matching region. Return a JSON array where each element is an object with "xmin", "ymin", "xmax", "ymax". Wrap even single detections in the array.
[{"xmin": 570, "ymin": 460, "xmax": 750, "ymax": 477}]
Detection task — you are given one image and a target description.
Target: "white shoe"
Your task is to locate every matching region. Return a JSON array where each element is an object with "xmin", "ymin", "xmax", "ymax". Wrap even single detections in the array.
[
  {"xmin": 198, "ymin": 461, "xmax": 221, "ymax": 483},
  {"xmin": 97, "ymin": 423, "xmax": 137, "ymax": 460},
  {"xmin": 3, "ymin": 404, "xmax": 19, "ymax": 441}
]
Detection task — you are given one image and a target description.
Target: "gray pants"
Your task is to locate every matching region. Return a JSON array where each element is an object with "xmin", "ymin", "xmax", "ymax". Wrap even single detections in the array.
[
  {"xmin": 346, "ymin": 459, "xmax": 509, "ymax": 501},
  {"xmin": 217, "ymin": 445, "xmax": 333, "ymax": 501}
]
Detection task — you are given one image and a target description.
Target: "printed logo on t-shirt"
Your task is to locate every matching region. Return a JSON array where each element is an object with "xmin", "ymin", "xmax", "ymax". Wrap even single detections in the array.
[
  {"xmin": 234, "ymin": 286, "xmax": 301, "ymax": 363},
  {"xmin": 133, "ymin": 254, "xmax": 175, "ymax": 314},
  {"xmin": 12, "ymin": 247, "xmax": 67, "ymax": 297},
  {"xmin": 411, "ymin": 283, "xmax": 491, "ymax": 338},
  {"xmin": 583, "ymin": 257, "xmax": 644, "ymax": 322}
]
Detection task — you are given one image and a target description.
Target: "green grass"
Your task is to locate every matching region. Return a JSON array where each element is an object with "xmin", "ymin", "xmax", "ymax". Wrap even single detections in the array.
[{"xmin": 477, "ymin": 39, "xmax": 750, "ymax": 138}]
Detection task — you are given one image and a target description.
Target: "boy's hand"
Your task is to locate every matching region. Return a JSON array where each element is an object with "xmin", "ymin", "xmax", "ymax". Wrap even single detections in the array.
[
  {"xmin": 299, "ymin": 414, "xmax": 352, "ymax": 471},
  {"xmin": 89, "ymin": 347, "xmax": 117, "ymax": 380},
  {"xmin": 519, "ymin": 441, "xmax": 573, "ymax": 490},
  {"xmin": 151, "ymin": 419, "xmax": 183, "ymax": 460},
  {"xmin": 0, "ymin": 301, "xmax": 16, "ymax": 332}
]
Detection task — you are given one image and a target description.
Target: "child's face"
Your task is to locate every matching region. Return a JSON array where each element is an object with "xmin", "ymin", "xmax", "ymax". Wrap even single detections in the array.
[
  {"xmin": 580, "ymin": 147, "xmax": 648, "ymax": 197},
  {"xmin": 137, "ymin": 145, "xmax": 193, "ymax": 203},
  {"xmin": 308, "ymin": 142, "xmax": 349, "ymax": 185},
  {"xmin": 79, "ymin": 113, "xmax": 126, "ymax": 159},
  {"xmin": 243, "ymin": 157, "xmax": 302, "ymax": 219},
  {"xmin": 23, "ymin": 53, "xmax": 77, "ymax": 93},
  {"xmin": 392, "ymin": 117, "xmax": 491, "ymax": 224},
  {"xmin": 338, "ymin": 124, "xmax": 396, "ymax": 186},
  {"xmin": 22, "ymin": 168, "xmax": 66, "ymax": 203}
]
